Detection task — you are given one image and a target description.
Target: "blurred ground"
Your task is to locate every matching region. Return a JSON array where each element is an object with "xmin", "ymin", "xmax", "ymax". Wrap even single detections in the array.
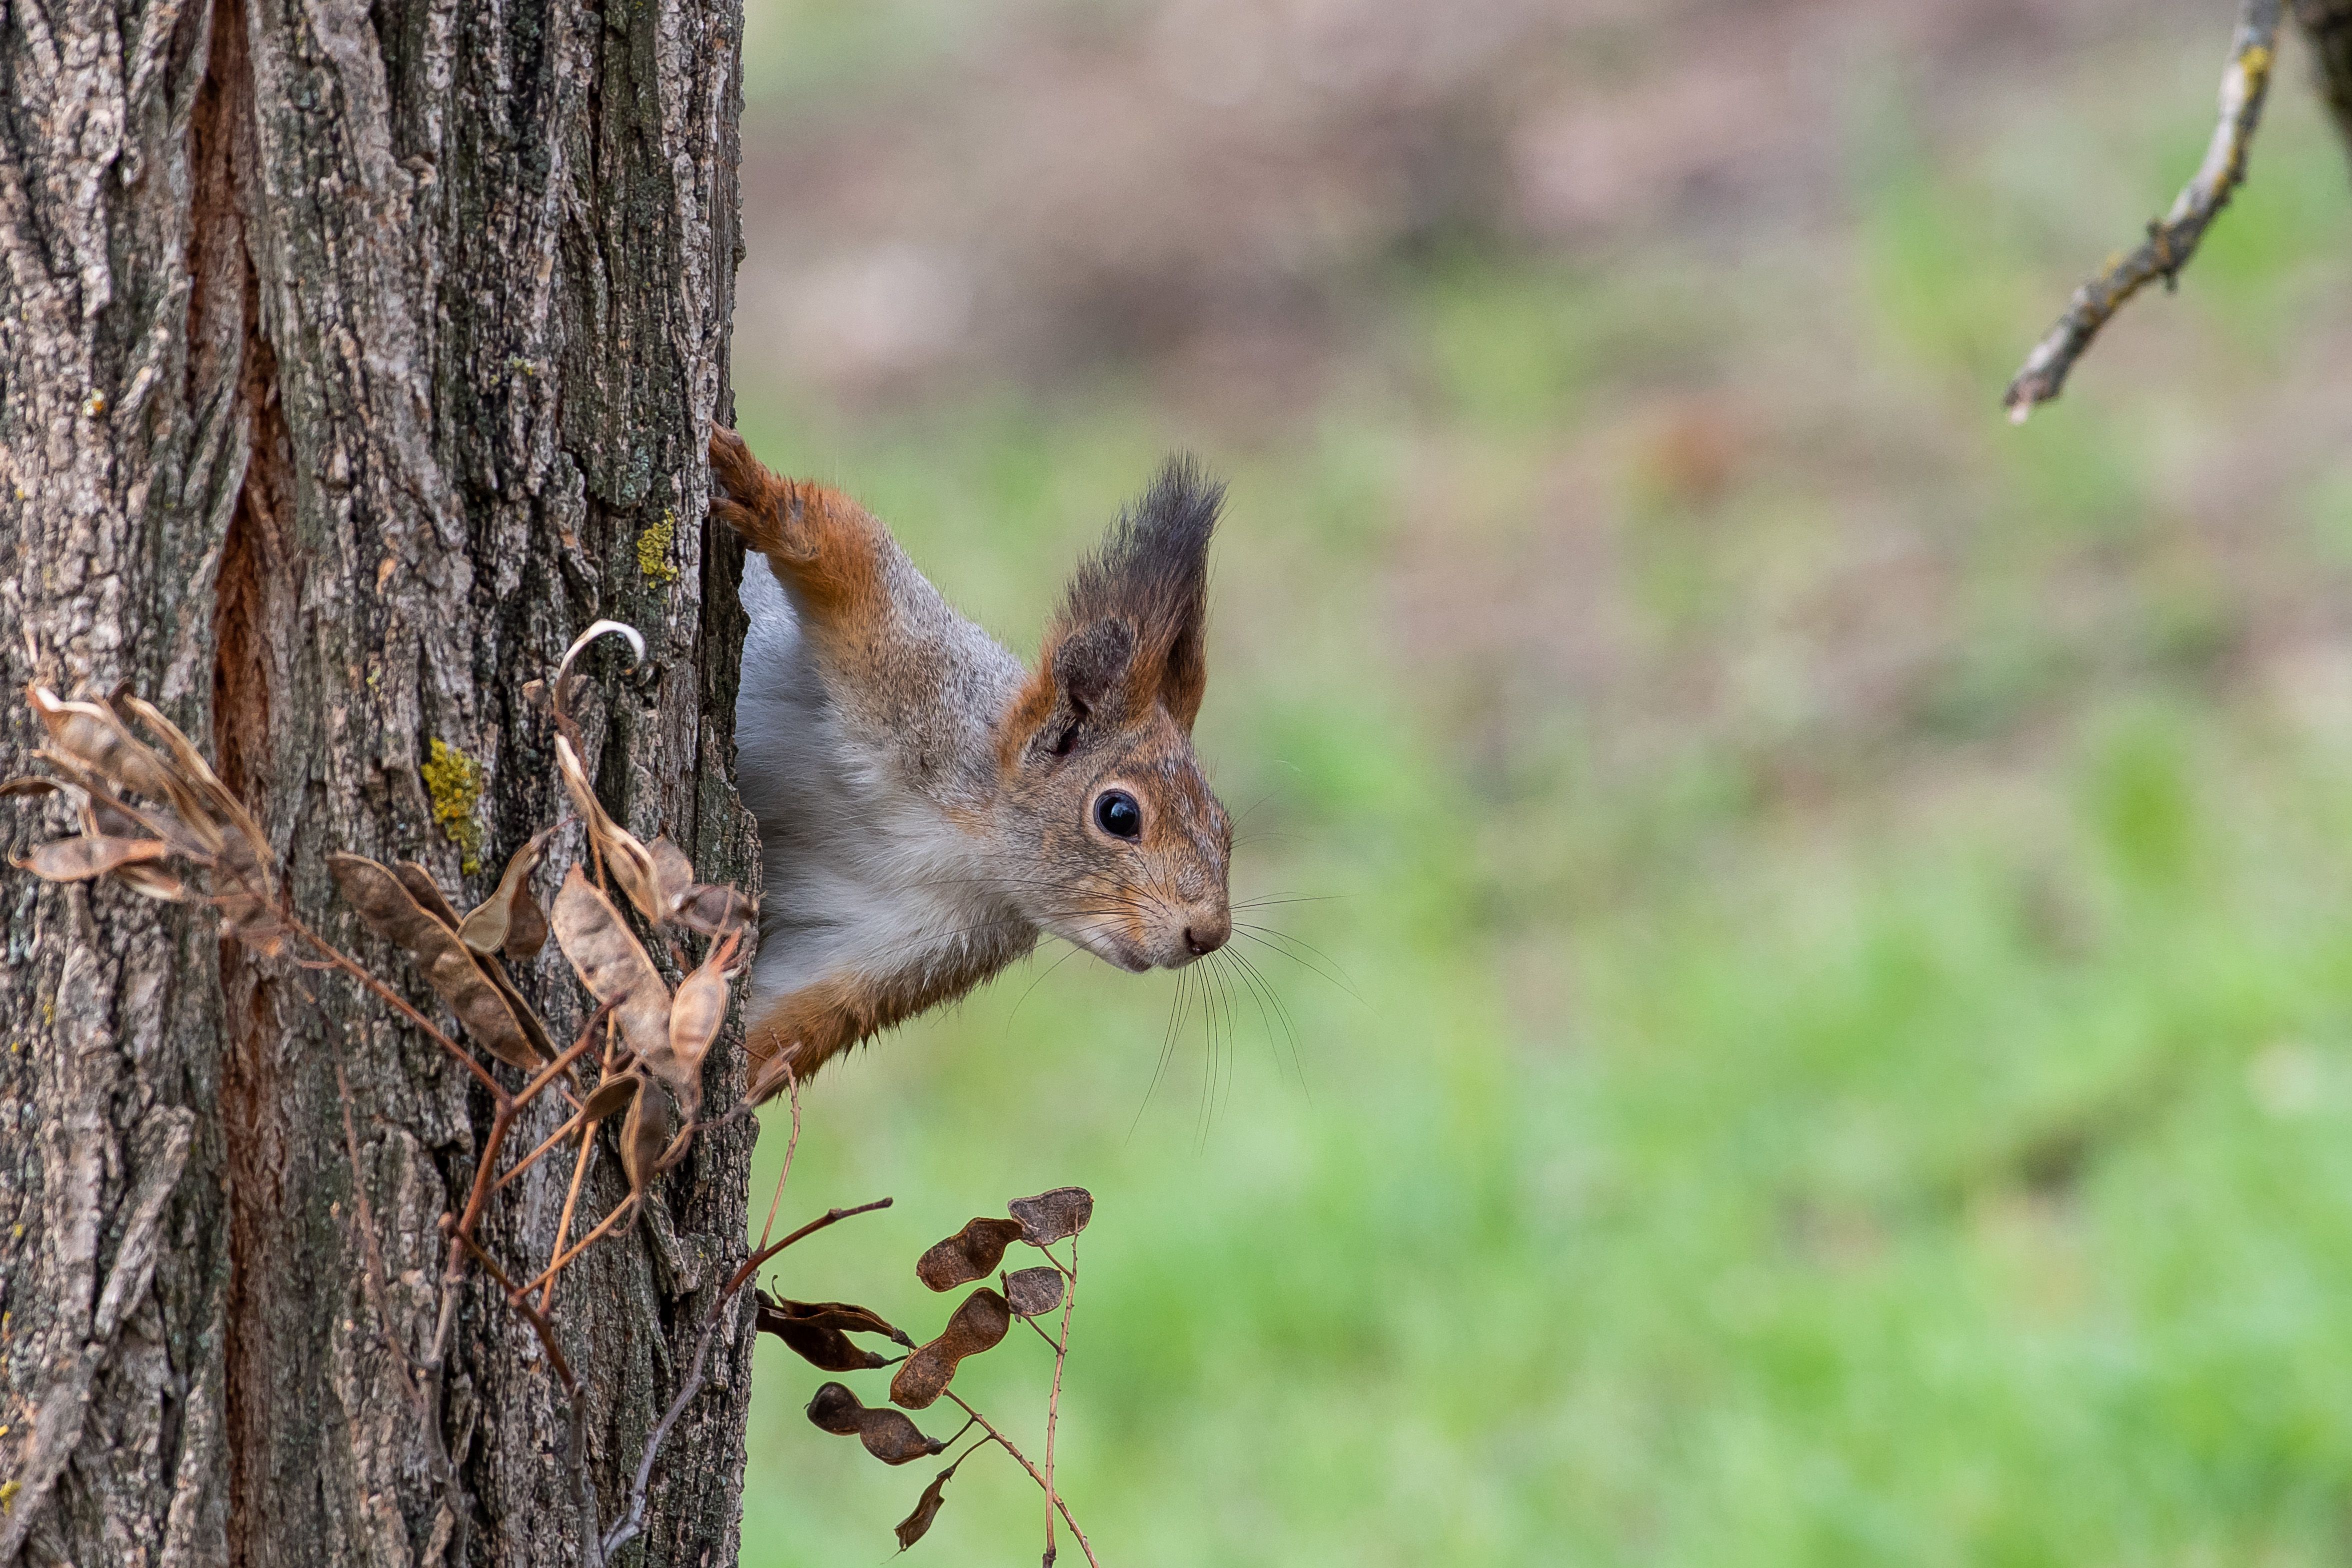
[{"xmin": 727, "ymin": 2, "xmax": 2352, "ymax": 1563}]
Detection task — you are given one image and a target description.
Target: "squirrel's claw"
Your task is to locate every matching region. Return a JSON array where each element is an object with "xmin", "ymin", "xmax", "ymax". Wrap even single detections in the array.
[{"xmin": 707, "ymin": 422, "xmax": 822, "ymax": 563}]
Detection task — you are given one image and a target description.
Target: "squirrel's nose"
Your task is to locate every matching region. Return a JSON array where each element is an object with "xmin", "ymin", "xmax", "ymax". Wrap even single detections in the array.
[{"xmin": 1183, "ymin": 919, "xmax": 1229, "ymax": 957}]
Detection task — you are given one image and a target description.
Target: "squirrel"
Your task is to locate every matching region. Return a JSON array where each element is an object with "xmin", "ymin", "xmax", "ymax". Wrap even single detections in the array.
[{"xmin": 706, "ymin": 424, "xmax": 1234, "ymax": 1098}]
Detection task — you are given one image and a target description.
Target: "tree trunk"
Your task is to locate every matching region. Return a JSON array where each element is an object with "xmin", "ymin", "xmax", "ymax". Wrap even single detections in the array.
[
  {"xmin": 0, "ymin": 0, "xmax": 754, "ymax": 1560},
  {"xmin": 2297, "ymin": 0, "xmax": 2352, "ymax": 163}
]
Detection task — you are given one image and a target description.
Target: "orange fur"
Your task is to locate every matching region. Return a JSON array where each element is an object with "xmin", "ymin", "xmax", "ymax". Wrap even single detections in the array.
[
  {"xmin": 708, "ymin": 426, "xmax": 889, "ymax": 642},
  {"xmin": 744, "ymin": 948, "xmax": 1009, "ymax": 1097}
]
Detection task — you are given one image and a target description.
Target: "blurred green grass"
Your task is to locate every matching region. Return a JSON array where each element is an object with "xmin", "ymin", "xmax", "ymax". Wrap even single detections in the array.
[{"xmin": 728, "ymin": 9, "xmax": 2352, "ymax": 1565}]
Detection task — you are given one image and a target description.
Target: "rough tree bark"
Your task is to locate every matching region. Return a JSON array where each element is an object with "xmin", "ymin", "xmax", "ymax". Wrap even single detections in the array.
[
  {"xmin": 0, "ymin": 0, "xmax": 756, "ymax": 1560},
  {"xmin": 2295, "ymin": 0, "xmax": 2352, "ymax": 158}
]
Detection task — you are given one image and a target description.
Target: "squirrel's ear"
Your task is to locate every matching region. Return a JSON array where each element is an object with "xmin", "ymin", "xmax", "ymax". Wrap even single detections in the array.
[
  {"xmin": 1052, "ymin": 618, "xmax": 1136, "ymax": 717},
  {"xmin": 1010, "ymin": 618, "xmax": 1136, "ymax": 766},
  {"xmin": 1054, "ymin": 456, "xmax": 1222, "ymax": 733}
]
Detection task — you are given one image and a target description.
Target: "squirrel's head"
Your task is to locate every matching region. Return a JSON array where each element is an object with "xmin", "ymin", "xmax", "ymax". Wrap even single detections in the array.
[{"xmin": 998, "ymin": 457, "xmax": 1232, "ymax": 973}]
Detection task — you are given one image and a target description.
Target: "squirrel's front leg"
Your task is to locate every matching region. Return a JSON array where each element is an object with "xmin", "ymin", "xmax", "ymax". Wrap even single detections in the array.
[{"xmin": 708, "ymin": 423, "xmax": 889, "ymax": 636}]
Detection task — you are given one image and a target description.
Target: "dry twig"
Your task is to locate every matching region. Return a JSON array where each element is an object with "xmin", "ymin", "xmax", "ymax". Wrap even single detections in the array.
[{"xmin": 2005, "ymin": 0, "xmax": 2282, "ymax": 420}]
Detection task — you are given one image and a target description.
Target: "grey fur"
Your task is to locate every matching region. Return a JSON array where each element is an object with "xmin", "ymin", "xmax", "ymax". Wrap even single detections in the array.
[{"xmin": 737, "ymin": 554, "xmax": 1036, "ymax": 1008}]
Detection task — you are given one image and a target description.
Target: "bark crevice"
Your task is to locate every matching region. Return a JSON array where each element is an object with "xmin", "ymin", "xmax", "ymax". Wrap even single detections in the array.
[{"xmin": 0, "ymin": 0, "xmax": 752, "ymax": 1556}]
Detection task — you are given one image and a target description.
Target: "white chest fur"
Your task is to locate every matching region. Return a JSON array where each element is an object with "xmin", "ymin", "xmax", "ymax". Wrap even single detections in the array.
[{"xmin": 735, "ymin": 557, "xmax": 1037, "ymax": 1008}]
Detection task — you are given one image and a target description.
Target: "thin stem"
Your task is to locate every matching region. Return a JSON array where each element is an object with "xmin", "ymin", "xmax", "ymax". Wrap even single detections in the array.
[
  {"xmin": 540, "ymin": 1121, "xmax": 599, "ymax": 1311},
  {"xmin": 939, "ymin": 1393, "xmax": 1100, "ymax": 1568},
  {"xmin": 498, "ymin": 1108, "xmax": 589, "ymax": 1192},
  {"xmin": 756, "ymin": 1061, "xmax": 802, "ymax": 1251},
  {"xmin": 512, "ymin": 1193, "xmax": 639, "ymax": 1303},
  {"xmin": 2004, "ymin": 0, "xmax": 2284, "ymax": 418},
  {"xmin": 602, "ymin": 1194, "xmax": 895, "ymax": 1558},
  {"xmin": 1042, "ymin": 1234, "xmax": 1077, "ymax": 1567},
  {"xmin": 452, "ymin": 1231, "xmax": 577, "ymax": 1395},
  {"xmin": 289, "ymin": 914, "xmax": 506, "ymax": 1104}
]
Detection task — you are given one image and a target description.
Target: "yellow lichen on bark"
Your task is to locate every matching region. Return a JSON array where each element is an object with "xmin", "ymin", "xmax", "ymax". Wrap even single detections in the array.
[
  {"xmin": 637, "ymin": 511, "xmax": 679, "ymax": 583},
  {"xmin": 422, "ymin": 738, "xmax": 486, "ymax": 874}
]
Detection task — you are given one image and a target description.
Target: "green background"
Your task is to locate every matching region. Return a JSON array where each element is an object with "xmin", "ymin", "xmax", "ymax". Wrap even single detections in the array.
[{"xmin": 727, "ymin": 5, "xmax": 2352, "ymax": 1562}]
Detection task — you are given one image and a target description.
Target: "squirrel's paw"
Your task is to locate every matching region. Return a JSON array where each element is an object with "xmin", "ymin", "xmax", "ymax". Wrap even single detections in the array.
[{"xmin": 707, "ymin": 423, "xmax": 810, "ymax": 560}]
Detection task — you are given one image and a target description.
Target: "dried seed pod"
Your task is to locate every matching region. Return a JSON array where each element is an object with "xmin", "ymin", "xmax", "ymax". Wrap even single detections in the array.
[
  {"xmin": 549, "ymin": 864, "xmax": 671, "ymax": 1067},
  {"xmin": 119, "ymin": 693, "xmax": 264, "ymax": 866},
  {"xmin": 392, "ymin": 861, "xmax": 464, "ymax": 930},
  {"xmin": 895, "ymin": 1466, "xmax": 955, "ymax": 1551},
  {"xmin": 0, "ymin": 776, "xmax": 63, "ymax": 798},
  {"xmin": 889, "ymin": 1288, "xmax": 1010, "ymax": 1411},
  {"xmin": 79, "ymin": 792, "xmax": 145, "ymax": 840},
  {"xmin": 915, "ymin": 1217, "xmax": 1025, "ymax": 1293},
  {"xmin": 762, "ymin": 1298, "xmax": 909, "ymax": 1343},
  {"xmin": 555, "ymin": 735, "xmax": 667, "ymax": 926},
  {"xmin": 29, "ymin": 687, "xmax": 180, "ymax": 805},
  {"xmin": 1007, "ymin": 1187, "xmax": 1093, "ymax": 1246},
  {"xmin": 619, "ymin": 1078, "xmax": 677, "ymax": 1195},
  {"xmin": 580, "ymin": 1071, "xmax": 643, "ymax": 1123},
  {"xmin": 672, "ymin": 879, "xmax": 755, "ymax": 937},
  {"xmin": 473, "ymin": 952, "xmax": 557, "ymax": 1063},
  {"xmin": 458, "ymin": 828, "xmax": 551, "ymax": 957},
  {"xmin": 15, "ymin": 836, "xmax": 168, "ymax": 883},
  {"xmin": 114, "ymin": 863, "xmax": 189, "ymax": 901},
  {"xmin": 650, "ymin": 835, "xmax": 696, "ymax": 910},
  {"xmin": 327, "ymin": 853, "xmax": 546, "ymax": 1069},
  {"xmin": 1002, "ymin": 1265, "xmax": 1065, "ymax": 1319},
  {"xmin": 756, "ymin": 1295, "xmax": 895, "ymax": 1373},
  {"xmin": 385, "ymin": 860, "xmax": 555, "ymax": 1057},
  {"xmin": 639, "ymin": 836, "xmax": 758, "ymax": 934},
  {"xmin": 806, "ymin": 1382, "xmax": 946, "ymax": 1466},
  {"xmin": 650, "ymin": 929, "xmax": 736, "ymax": 1120}
]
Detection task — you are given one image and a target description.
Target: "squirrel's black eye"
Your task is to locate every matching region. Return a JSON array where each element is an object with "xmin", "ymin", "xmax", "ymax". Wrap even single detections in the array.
[{"xmin": 1093, "ymin": 789, "xmax": 1142, "ymax": 841}]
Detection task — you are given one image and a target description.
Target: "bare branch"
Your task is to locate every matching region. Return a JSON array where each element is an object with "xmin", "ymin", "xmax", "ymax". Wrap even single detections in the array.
[
  {"xmin": 604, "ymin": 1192, "xmax": 895, "ymax": 1558},
  {"xmin": 2005, "ymin": 0, "xmax": 2283, "ymax": 421}
]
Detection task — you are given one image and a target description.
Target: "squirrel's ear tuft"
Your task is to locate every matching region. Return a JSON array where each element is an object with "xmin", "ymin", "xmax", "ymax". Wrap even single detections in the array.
[{"xmin": 1054, "ymin": 455, "xmax": 1222, "ymax": 730}]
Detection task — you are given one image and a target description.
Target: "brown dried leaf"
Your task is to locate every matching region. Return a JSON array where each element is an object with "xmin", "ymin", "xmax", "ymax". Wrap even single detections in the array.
[
  {"xmin": 549, "ymin": 864, "xmax": 671, "ymax": 1066},
  {"xmin": 672, "ymin": 880, "xmax": 755, "ymax": 937},
  {"xmin": 806, "ymin": 1383, "xmax": 945, "ymax": 1466},
  {"xmin": 15, "ymin": 836, "xmax": 168, "ymax": 883},
  {"xmin": 392, "ymin": 861, "xmax": 463, "ymax": 930},
  {"xmin": 895, "ymin": 1467, "xmax": 955, "ymax": 1552},
  {"xmin": 1002, "ymin": 1266, "xmax": 1065, "ymax": 1319},
  {"xmin": 1008, "ymin": 1187, "xmax": 1093, "ymax": 1246},
  {"xmin": 889, "ymin": 1288, "xmax": 1010, "ymax": 1412},
  {"xmin": 580, "ymin": 1071, "xmax": 642, "ymax": 1123},
  {"xmin": 327, "ymin": 853, "xmax": 545, "ymax": 1069},
  {"xmin": 459, "ymin": 828, "xmax": 552, "ymax": 957},
  {"xmin": 619, "ymin": 1079, "xmax": 676, "ymax": 1195},
  {"xmin": 915, "ymin": 1217, "xmax": 1025, "ymax": 1293}
]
